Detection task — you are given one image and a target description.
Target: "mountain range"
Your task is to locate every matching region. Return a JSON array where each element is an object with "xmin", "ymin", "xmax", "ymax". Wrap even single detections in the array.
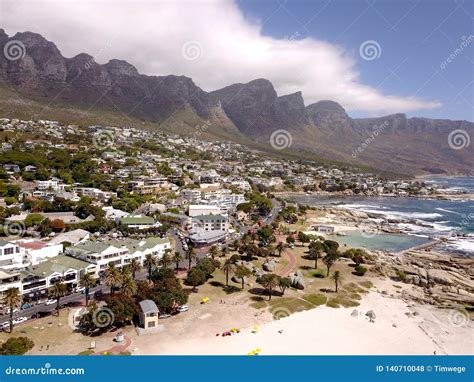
[{"xmin": 0, "ymin": 30, "xmax": 472, "ymax": 176}]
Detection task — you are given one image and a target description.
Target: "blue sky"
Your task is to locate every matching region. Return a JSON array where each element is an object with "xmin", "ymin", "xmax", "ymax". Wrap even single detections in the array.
[{"xmin": 238, "ymin": 0, "xmax": 473, "ymax": 121}]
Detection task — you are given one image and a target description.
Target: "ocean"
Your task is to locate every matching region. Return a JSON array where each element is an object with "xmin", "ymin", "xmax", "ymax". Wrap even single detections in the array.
[{"xmin": 283, "ymin": 176, "xmax": 474, "ymax": 255}]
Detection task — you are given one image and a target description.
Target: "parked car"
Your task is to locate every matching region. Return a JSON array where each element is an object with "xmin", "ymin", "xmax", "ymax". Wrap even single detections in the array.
[
  {"xmin": 1, "ymin": 321, "xmax": 10, "ymax": 330},
  {"xmin": 159, "ymin": 313, "xmax": 171, "ymax": 319},
  {"xmin": 21, "ymin": 303, "xmax": 33, "ymax": 310},
  {"xmin": 75, "ymin": 287, "xmax": 86, "ymax": 293},
  {"xmin": 44, "ymin": 299, "xmax": 56, "ymax": 306},
  {"xmin": 13, "ymin": 316, "xmax": 27, "ymax": 325},
  {"xmin": 178, "ymin": 305, "xmax": 189, "ymax": 312}
]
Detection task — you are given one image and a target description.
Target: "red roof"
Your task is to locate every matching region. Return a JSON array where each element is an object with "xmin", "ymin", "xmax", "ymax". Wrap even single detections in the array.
[{"xmin": 18, "ymin": 241, "xmax": 46, "ymax": 250}]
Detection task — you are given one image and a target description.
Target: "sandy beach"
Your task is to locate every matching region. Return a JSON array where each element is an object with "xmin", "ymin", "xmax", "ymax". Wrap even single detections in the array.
[{"xmin": 132, "ymin": 280, "xmax": 473, "ymax": 355}]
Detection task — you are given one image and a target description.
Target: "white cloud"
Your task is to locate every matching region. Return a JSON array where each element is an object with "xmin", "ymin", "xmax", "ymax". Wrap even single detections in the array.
[{"xmin": 1, "ymin": 0, "xmax": 441, "ymax": 114}]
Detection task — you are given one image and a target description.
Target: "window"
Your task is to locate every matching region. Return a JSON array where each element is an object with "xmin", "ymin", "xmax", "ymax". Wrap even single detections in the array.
[{"xmin": 4, "ymin": 248, "xmax": 14, "ymax": 255}]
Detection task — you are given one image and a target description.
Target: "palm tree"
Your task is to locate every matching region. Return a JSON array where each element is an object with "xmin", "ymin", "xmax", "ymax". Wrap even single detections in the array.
[
  {"xmin": 331, "ymin": 270, "xmax": 343, "ymax": 292},
  {"xmin": 159, "ymin": 250, "xmax": 172, "ymax": 269},
  {"xmin": 120, "ymin": 270, "xmax": 137, "ymax": 296},
  {"xmin": 323, "ymin": 253, "xmax": 338, "ymax": 277},
  {"xmin": 209, "ymin": 245, "xmax": 219, "ymax": 259},
  {"xmin": 186, "ymin": 249, "xmax": 197, "ymax": 270},
  {"xmin": 129, "ymin": 258, "xmax": 141, "ymax": 280},
  {"xmin": 258, "ymin": 273, "xmax": 279, "ymax": 301},
  {"xmin": 275, "ymin": 242, "xmax": 285, "ymax": 257},
  {"xmin": 221, "ymin": 260, "xmax": 235, "ymax": 286},
  {"xmin": 3, "ymin": 288, "xmax": 21, "ymax": 333},
  {"xmin": 50, "ymin": 280, "xmax": 67, "ymax": 315},
  {"xmin": 104, "ymin": 264, "xmax": 122, "ymax": 294},
  {"xmin": 79, "ymin": 273, "xmax": 95, "ymax": 307},
  {"xmin": 172, "ymin": 251, "xmax": 183, "ymax": 272},
  {"xmin": 143, "ymin": 254, "xmax": 157, "ymax": 280},
  {"xmin": 309, "ymin": 241, "xmax": 324, "ymax": 269},
  {"xmin": 235, "ymin": 265, "xmax": 252, "ymax": 289}
]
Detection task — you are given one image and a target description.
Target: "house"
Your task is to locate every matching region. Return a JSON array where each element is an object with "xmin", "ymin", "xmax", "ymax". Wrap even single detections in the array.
[
  {"xmin": 48, "ymin": 229, "xmax": 90, "ymax": 246},
  {"xmin": 0, "ymin": 240, "xmax": 25, "ymax": 270},
  {"xmin": 192, "ymin": 214, "xmax": 228, "ymax": 232},
  {"xmin": 138, "ymin": 300, "xmax": 159, "ymax": 330},
  {"xmin": 0, "ymin": 270, "xmax": 22, "ymax": 299},
  {"xmin": 310, "ymin": 225, "xmax": 335, "ymax": 234},
  {"xmin": 188, "ymin": 204, "xmax": 221, "ymax": 217},
  {"xmin": 119, "ymin": 216, "xmax": 161, "ymax": 230},
  {"xmin": 14, "ymin": 239, "xmax": 63, "ymax": 266},
  {"xmin": 21, "ymin": 255, "xmax": 95, "ymax": 296},
  {"xmin": 67, "ymin": 237, "xmax": 171, "ymax": 275}
]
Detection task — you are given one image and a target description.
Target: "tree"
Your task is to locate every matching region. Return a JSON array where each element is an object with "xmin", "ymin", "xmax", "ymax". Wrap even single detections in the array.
[
  {"xmin": 331, "ymin": 270, "xmax": 342, "ymax": 292},
  {"xmin": 286, "ymin": 236, "xmax": 295, "ymax": 246},
  {"xmin": 323, "ymin": 253, "xmax": 339, "ymax": 277},
  {"xmin": 104, "ymin": 264, "xmax": 122, "ymax": 295},
  {"xmin": 195, "ymin": 258, "xmax": 217, "ymax": 278},
  {"xmin": 144, "ymin": 254, "xmax": 157, "ymax": 280},
  {"xmin": 79, "ymin": 273, "xmax": 95, "ymax": 307},
  {"xmin": 186, "ymin": 249, "xmax": 197, "ymax": 270},
  {"xmin": 278, "ymin": 277, "xmax": 291, "ymax": 295},
  {"xmin": 50, "ymin": 280, "xmax": 67, "ymax": 315},
  {"xmin": 308, "ymin": 241, "xmax": 325, "ymax": 269},
  {"xmin": 120, "ymin": 270, "xmax": 137, "ymax": 297},
  {"xmin": 221, "ymin": 260, "xmax": 235, "ymax": 286},
  {"xmin": 185, "ymin": 268, "xmax": 206, "ymax": 292},
  {"xmin": 129, "ymin": 258, "xmax": 141, "ymax": 280},
  {"xmin": 323, "ymin": 240, "xmax": 339, "ymax": 255},
  {"xmin": 257, "ymin": 273, "xmax": 279, "ymax": 301},
  {"xmin": 0, "ymin": 337, "xmax": 34, "ymax": 355},
  {"xmin": 50, "ymin": 218, "xmax": 65, "ymax": 232},
  {"xmin": 105, "ymin": 294, "xmax": 137, "ymax": 327},
  {"xmin": 159, "ymin": 250, "xmax": 172, "ymax": 269},
  {"xmin": 235, "ymin": 265, "xmax": 252, "ymax": 289},
  {"xmin": 275, "ymin": 242, "xmax": 285, "ymax": 257},
  {"xmin": 209, "ymin": 245, "xmax": 219, "ymax": 259},
  {"xmin": 172, "ymin": 251, "xmax": 183, "ymax": 272},
  {"xmin": 298, "ymin": 231, "xmax": 310, "ymax": 246},
  {"xmin": 3, "ymin": 288, "xmax": 21, "ymax": 333}
]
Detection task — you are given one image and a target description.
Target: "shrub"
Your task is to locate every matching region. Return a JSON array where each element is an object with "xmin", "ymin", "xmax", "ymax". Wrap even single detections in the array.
[
  {"xmin": 312, "ymin": 269, "xmax": 326, "ymax": 278},
  {"xmin": 0, "ymin": 337, "xmax": 34, "ymax": 355},
  {"xmin": 395, "ymin": 269, "xmax": 406, "ymax": 281},
  {"xmin": 354, "ymin": 265, "xmax": 368, "ymax": 276}
]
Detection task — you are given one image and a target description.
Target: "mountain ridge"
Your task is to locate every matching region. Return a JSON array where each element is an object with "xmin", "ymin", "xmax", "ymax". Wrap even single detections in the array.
[{"xmin": 0, "ymin": 29, "xmax": 472, "ymax": 175}]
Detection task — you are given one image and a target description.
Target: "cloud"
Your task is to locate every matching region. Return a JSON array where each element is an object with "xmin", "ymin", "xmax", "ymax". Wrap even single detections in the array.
[{"xmin": 1, "ymin": 0, "xmax": 441, "ymax": 114}]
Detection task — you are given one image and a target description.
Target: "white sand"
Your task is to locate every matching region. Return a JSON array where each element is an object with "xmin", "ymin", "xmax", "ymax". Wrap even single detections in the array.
[{"xmin": 134, "ymin": 288, "xmax": 472, "ymax": 355}]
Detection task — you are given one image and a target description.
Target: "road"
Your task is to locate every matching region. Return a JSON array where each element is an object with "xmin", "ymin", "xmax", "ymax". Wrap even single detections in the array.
[{"xmin": 0, "ymin": 284, "xmax": 107, "ymax": 326}]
